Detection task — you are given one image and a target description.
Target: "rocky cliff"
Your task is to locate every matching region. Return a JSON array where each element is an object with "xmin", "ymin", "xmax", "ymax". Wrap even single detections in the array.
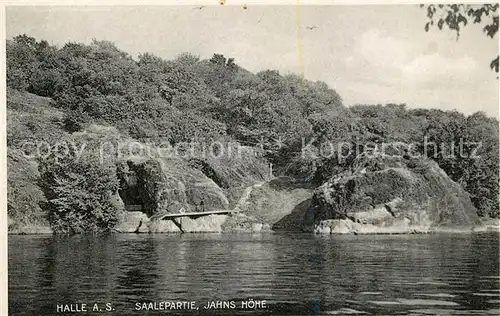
[
  {"xmin": 222, "ymin": 176, "xmax": 314, "ymax": 232},
  {"xmin": 7, "ymin": 108, "xmax": 488, "ymax": 235},
  {"xmin": 112, "ymin": 137, "xmax": 272, "ymax": 233},
  {"xmin": 309, "ymin": 153, "xmax": 482, "ymax": 234}
]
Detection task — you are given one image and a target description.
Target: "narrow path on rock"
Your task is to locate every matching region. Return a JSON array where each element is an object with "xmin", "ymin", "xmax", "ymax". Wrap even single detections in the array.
[{"xmin": 232, "ymin": 181, "xmax": 267, "ymax": 212}]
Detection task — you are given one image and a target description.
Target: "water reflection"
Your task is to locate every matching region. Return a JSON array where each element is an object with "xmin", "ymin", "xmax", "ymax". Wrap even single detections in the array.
[{"xmin": 9, "ymin": 233, "xmax": 500, "ymax": 315}]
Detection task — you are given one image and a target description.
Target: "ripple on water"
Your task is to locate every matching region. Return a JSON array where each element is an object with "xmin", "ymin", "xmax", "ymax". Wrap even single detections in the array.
[
  {"xmin": 7, "ymin": 233, "xmax": 500, "ymax": 315},
  {"xmin": 370, "ymin": 299, "xmax": 459, "ymax": 306},
  {"xmin": 412, "ymin": 293, "xmax": 457, "ymax": 298},
  {"xmin": 358, "ymin": 292, "xmax": 383, "ymax": 295},
  {"xmin": 392, "ymin": 281, "xmax": 450, "ymax": 286},
  {"xmin": 326, "ymin": 308, "xmax": 368, "ymax": 314},
  {"xmin": 472, "ymin": 293, "xmax": 500, "ymax": 297},
  {"xmin": 396, "ymin": 298, "xmax": 459, "ymax": 306},
  {"xmin": 368, "ymin": 301, "xmax": 401, "ymax": 305},
  {"xmin": 415, "ymin": 281, "xmax": 450, "ymax": 286},
  {"xmin": 408, "ymin": 309, "xmax": 500, "ymax": 315}
]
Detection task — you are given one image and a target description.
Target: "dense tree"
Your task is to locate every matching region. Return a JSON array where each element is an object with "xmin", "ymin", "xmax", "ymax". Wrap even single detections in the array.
[
  {"xmin": 38, "ymin": 128, "xmax": 123, "ymax": 233},
  {"xmin": 6, "ymin": 35, "xmax": 59, "ymax": 92},
  {"xmin": 425, "ymin": 111, "xmax": 500, "ymax": 218},
  {"xmin": 6, "ymin": 34, "xmax": 500, "ymax": 232}
]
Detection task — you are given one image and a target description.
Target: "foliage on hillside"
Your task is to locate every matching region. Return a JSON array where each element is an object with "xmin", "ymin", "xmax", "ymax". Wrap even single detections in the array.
[
  {"xmin": 37, "ymin": 126, "xmax": 123, "ymax": 233},
  {"xmin": 6, "ymin": 34, "xmax": 500, "ymax": 233},
  {"xmin": 7, "ymin": 149, "xmax": 47, "ymax": 227}
]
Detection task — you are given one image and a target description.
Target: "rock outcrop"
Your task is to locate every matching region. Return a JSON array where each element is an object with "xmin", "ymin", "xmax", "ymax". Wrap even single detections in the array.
[
  {"xmin": 113, "ymin": 142, "xmax": 271, "ymax": 233},
  {"xmin": 188, "ymin": 145, "xmax": 271, "ymax": 208},
  {"xmin": 117, "ymin": 157, "xmax": 230, "ymax": 216},
  {"xmin": 10, "ymin": 117, "xmax": 485, "ymax": 235},
  {"xmin": 114, "ymin": 211, "xmax": 149, "ymax": 233},
  {"xmin": 114, "ymin": 211, "xmax": 230, "ymax": 233},
  {"xmin": 310, "ymin": 153, "xmax": 481, "ymax": 234},
  {"xmin": 113, "ymin": 175, "xmax": 313, "ymax": 234},
  {"xmin": 222, "ymin": 177, "xmax": 314, "ymax": 232}
]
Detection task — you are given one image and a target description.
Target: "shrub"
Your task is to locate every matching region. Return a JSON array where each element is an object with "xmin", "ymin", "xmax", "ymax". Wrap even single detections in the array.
[
  {"xmin": 38, "ymin": 130, "xmax": 122, "ymax": 233},
  {"xmin": 7, "ymin": 149, "xmax": 47, "ymax": 225}
]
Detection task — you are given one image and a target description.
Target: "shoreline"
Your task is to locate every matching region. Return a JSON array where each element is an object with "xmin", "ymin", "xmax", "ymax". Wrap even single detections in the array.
[{"xmin": 8, "ymin": 223, "xmax": 499, "ymax": 235}]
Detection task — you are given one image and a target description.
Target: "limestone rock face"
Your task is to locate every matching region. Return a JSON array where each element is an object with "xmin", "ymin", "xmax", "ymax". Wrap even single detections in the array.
[
  {"xmin": 109, "ymin": 192, "xmax": 125, "ymax": 213},
  {"xmin": 148, "ymin": 220, "xmax": 180, "ymax": 233},
  {"xmin": 188, "ymin": 145, "xmax": 271, "ymax": 208},
  {"xmin": 311, "ymin": 154, "xmax": 481, "ymax": 234},
  {"xmin": 115, "ymin": 213, "xmax": 230, "ymax": 233},
  {"xmin": 181, "ymin": 215, "xmax": 228, "ymax": 233},
  {"xmin": 314, "ymin": 221, "xmax": 331, "ymax": 234},
  {"xmin": 118, "ymin": 157, "xmax": 230, "ymax": 217},
  {"xmin": 114, "ymin": 211, "xmax": 149, "ymax": 233},
  {"xmin": 113, "ymin": 145, "xmax": 273, "ymax": 233},
  {"xmin": 218, "ymin": 176, "xmax": 316, "ymax": 232}
]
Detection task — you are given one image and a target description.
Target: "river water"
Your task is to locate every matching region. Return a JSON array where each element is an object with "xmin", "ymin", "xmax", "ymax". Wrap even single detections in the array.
[{"xmin": 8, "ymin": 233, "xmax": 500, "ymax": 315}]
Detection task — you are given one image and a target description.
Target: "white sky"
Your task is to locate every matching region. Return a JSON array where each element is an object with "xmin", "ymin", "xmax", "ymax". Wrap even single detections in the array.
[{"xmin": 6, "ymin": 5, "xmax": 500, "ymax": 117}]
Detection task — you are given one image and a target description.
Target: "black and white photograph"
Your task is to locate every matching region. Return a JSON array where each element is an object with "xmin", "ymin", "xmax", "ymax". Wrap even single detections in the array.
[{"xmin": 4, "ymin": 2, "xmax": 500, "ymax": 315}]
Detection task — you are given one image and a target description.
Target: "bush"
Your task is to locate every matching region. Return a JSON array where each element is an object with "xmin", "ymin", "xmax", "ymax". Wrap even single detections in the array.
[
  {"xmin": 38, "ymin": 130, "xmax": 122, "ymax": 233},
  {"xmin": 7, "ymin": 149, "xmax": 47, "ymax": 225}
]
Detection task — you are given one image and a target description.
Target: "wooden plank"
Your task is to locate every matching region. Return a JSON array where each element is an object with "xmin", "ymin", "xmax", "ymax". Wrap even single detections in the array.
[
  {"xmin": 125, "ymin": 205, "xmax": 144, "ymax": 211},
  {"xmin": 158, "ymin": 210, "xmax": 238, "ymax": 219}
]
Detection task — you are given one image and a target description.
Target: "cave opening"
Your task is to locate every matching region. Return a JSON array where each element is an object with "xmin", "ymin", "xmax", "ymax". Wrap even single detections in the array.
[{"xmin": 118, "ymin": 162, "xmax": 155, "ymax": 217}]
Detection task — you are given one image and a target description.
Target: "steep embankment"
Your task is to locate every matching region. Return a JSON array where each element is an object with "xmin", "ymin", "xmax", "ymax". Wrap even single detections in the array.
[
  {"xmin": 113, "ymin": 141, "xmax": 272, "ymax": 233},
  {"xmin": 310, "ymin": 153, "xmax": 482, "ymax": 234},
  {"xmin": 7, "ymin": 89, "xmax": 68, "ymax": 234},
  {"xmin": 7, "ymin": 89, "xmax": 272, "ymax": 234},
  {"xmin": 222, "ymin": 177, "xmax": 314, "ymax": 232},
  {"xmin": 115, "ymin": 179, "xmax": 267, "ymax": 233},
  {"xmin": 7, "ymin": 150, "xmax": 52, "ymax": 234},
  {"xmin": 116, "ymin": 176, "xmax": 314, "ymax": 234},
  {"xmin": 7, "ymin": 89, "xmax": 494, "ymax": 235},
  {"xmin": 114, "ymin": 155, "xmax": 235, "ymax": 233}
]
